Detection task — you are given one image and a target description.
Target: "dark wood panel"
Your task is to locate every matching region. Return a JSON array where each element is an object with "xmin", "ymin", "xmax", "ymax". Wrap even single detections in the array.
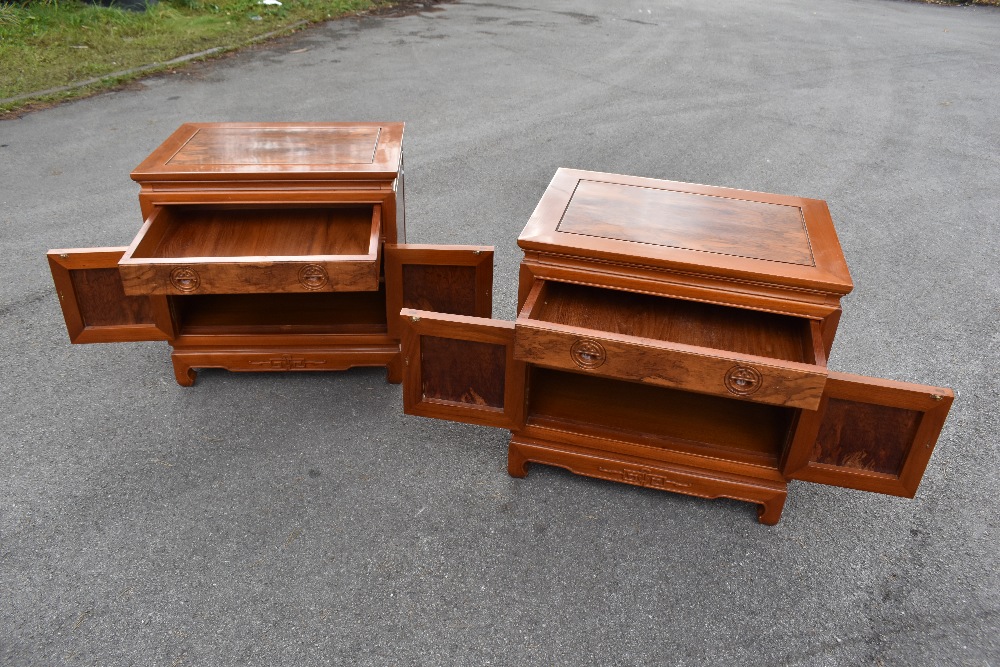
[
  {"xmin": 420, "ymin": 335, "xmax": 507, "ymax": 409},
  {"xmin": 812, "ymin": 398, "xmax": 920, "ymax": 474},
  {"xmin": 71, "ymin": 268, "xmax": 156, "ymax": 328},
  {"xmin": 402, "ymin": 265, "xmax": 478, "ymax": 315}
]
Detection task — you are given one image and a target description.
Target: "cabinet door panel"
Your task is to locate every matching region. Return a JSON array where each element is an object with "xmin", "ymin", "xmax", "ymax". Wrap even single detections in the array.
[
  {"xmin": 400, "ymin": 309, "xmax": 524, "ymax": 430},
  {"xmin": 782, "ymin": 371, "xmax": 953, "ymax": 497},
  {"xmin": 384, "ymin": 244, "xmax": 493, "ymax": 338},
  {"xmin": 47, "ymin": 248, "xmax": 172, "ymax": 343}
]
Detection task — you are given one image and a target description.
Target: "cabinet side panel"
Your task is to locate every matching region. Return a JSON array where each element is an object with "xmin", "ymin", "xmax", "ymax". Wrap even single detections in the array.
[{"xmin": 812, "ymin": 398, "xmax": 921, "ymax": 475}]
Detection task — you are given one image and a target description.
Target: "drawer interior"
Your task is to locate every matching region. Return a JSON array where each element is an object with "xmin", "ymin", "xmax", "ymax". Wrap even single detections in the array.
[
  {"xmin": 523, "ymin": 281, "xmax": 819, "ymax": 364},
  {"xmin": 172, "ymin": 288, "xmax": 387, "ymax": 336},
  {"xmin": 131, "ymin": 204, "xmax": 379, "ymax": 260},
  {"xmin": 527, "ymin": 368, "xmax": 793, "ymax": 466}
]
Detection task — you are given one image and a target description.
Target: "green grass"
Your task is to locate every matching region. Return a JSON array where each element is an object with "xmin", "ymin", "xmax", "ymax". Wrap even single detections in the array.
[{"xmin": 0, "ymin": 0, "xmax": 377, "ymax": 114}]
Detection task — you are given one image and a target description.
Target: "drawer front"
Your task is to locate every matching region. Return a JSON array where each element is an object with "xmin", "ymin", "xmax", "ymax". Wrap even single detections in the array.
[
  {"xmin": 119, "ymin": 259, "xmax": 380, "ymax": 295},
  {"xmin": 514, "ymin": 323, "xmax": 826, "ymax": 409}
]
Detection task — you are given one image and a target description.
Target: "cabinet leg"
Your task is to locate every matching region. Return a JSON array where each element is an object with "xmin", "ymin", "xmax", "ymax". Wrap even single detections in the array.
[
  {"xmin": 172, "ymin": 359, "xmax": 197, "ymax": 387},
  {"xmin": 386, "ymin": 353, "xmax": 403, "ymax": 384},
  {"xmin": 507, "ymin": 441, "xmax": 529, "ymax": 478},
  {"xmin": 756, "ymin": 494, "xmax": 786, "ymax": 526}
]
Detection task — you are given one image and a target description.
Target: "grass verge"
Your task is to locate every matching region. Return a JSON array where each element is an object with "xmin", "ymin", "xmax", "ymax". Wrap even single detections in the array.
[{"xmin": 0, "ymin": 0, "xmax": 378, "ymax": 115}]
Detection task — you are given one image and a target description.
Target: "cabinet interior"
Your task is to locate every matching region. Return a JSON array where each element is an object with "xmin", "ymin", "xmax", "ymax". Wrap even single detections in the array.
[
  {"xmin": 132, "ymin": 204, "xmax": 379, "ymax": 259},
  {"xmin": 526, "ymin": 280, "xmax": 819, "ymax": 363},
  {"xmin": 171, "ymin": 287, "xmax": 388, "ymax": 336},
  {"xmin": 526, "ymin": 367, "xmax": 793, "ymax": 466}
]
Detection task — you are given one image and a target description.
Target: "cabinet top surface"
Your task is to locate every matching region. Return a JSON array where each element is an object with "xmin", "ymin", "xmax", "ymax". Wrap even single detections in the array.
[
  {"xmin": 518, "ymin": 169, "xmax": 853, "ymax": 295},
  {"xmin": 131, "ymin": 122, "xmax": 403, "ymax": 182}
]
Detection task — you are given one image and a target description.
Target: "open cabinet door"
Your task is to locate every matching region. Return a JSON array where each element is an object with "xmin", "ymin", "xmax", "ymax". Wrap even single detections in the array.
[
  {"xmin": 400, "ymin": 308, "xmax": 525, "ymax": 430},
  {"xmin": 384, "ymin": 244, "xmax": 493, "ymax": 338},
  {"xmin": 782, "ymin": 371, "xmax": 953, "ymax": 497},
  {"xmin": 47, "ymin": 248, "xmax": 173, "ymax": 344}
]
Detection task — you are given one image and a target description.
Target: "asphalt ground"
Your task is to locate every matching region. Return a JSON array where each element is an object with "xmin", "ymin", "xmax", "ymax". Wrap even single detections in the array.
[{"xmin": 2, "ymin": 1, "xmax": 998, "ymax": 665}]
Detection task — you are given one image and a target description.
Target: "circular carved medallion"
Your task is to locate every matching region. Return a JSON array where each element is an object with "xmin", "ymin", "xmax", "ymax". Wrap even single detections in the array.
[
  {"xmin": 169, "ymin": 267, "xmax": 200, "ymax": 292},
  {"xmin": 724, "ymin": 365, "xmax": 762, "ymax": 396},
  {"xmin": 570, "ymin": 338, "xmax": 607, "ymax": 369},
  {"xmin": 298, "ymin": 264, "xmax": 329, "ymax": 291}
]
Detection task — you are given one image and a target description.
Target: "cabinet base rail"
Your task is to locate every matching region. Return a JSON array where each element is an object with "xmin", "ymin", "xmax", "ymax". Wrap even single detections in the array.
[
  {"xmin": 170, "ymin": 346, "xmax": 402, "ymax": 386},
  {"xmin": 507, "ymin": 434, "xmax": 788, "ymax": 525}
]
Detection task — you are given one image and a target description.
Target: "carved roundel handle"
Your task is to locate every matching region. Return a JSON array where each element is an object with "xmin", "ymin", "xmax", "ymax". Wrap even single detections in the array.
[
  {"xmin": 298, "ymin": 264, "xmax": 329, "ymax": 291},
  {"xmin": 570, "ymin": 338, "xmax": 607, "ymax": 369},
  {"xmin": 169, "ymin": 266, "xmax": 201, "ymax": 292},
  {"xmin": 724, "ymin": 365, "xmax": 762, "ymax": 396}
]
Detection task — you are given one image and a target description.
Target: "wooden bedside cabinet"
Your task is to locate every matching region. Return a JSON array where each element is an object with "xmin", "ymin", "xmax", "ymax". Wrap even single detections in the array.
[
  {"xmin": 400, "ymin": 169, "xmax": 953, "ymax": 524},
  {"xmin": 47, "ymin": 122, "xmax": 493, "ymax": 385}
]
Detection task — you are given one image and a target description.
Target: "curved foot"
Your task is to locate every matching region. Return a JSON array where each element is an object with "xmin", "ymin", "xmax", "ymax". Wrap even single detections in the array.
[
  {"xmin": 173, "ymin": 361, "xmax": 197, "ymax": 387},
  {"xmin": 507, "ymin": 441, "xmax": 529, "ymax": 478},
  {"xmin": 386, "ymin": 354, "xmax": 403, "ymax": 384},
  {"xmin": 756, "ymin": 494, "xmax": 786, "ymax": 526}
]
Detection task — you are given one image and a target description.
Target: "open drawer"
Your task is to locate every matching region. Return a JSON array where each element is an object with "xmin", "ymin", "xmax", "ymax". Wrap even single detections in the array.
[
  {"xmin": 119, "ymin": 203, "xmax": 382, "ymax": 295},
  {"xmin": 514, "ymin": 280, "xmax": 828, "ymax": 410}
]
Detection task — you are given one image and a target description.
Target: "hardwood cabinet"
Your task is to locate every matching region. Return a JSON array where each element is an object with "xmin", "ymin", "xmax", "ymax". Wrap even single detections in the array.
[
  {"xmin": 400, "ymin": 169, "xmax": 953, "ymax": 524},
  {"xmin": 48, "ymin": 122, "xmax": 493, "ymax": 386}
]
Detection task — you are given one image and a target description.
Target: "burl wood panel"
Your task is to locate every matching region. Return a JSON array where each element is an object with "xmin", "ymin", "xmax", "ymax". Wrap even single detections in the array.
[
  {"xmin": 420, "ymin": 336, "xmax": 507, "ymax": 409},
  {"xmin": 402, "ymin": 265, "xmax": 478, "ymax": 315},
  {"xmin": 400, "ymin": 309, "xmax": 526, "ymax": 430},
  {"xmin": 812, "ymin": 398, "xmax": 920, "ymax": 475},
  {"xmin": 515, "ymin": 281, "xmax": 827, "ymax": 409},
  {"xmin": 559, "ymin": 179, "xmax": 813, "ymax": 265}
]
